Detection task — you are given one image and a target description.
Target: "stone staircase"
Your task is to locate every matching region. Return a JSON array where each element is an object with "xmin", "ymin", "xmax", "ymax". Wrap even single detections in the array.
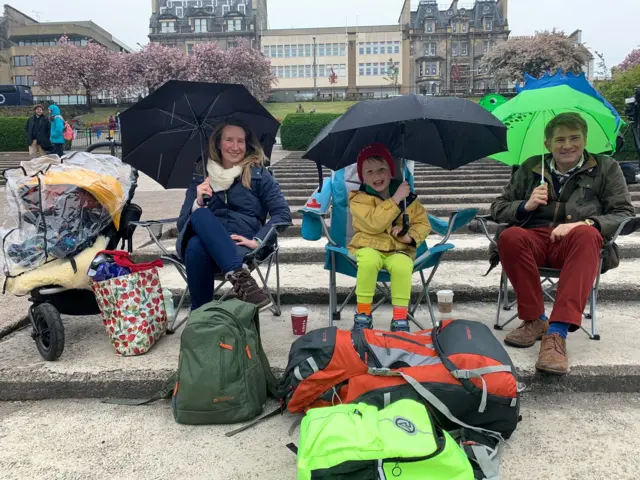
[{"xmin": 144, "ymin": 152, "xmax": 640, "ymax": 311}]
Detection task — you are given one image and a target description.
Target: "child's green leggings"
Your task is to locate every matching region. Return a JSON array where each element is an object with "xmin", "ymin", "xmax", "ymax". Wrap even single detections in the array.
[{"xmin": 354, "ymin": 248, "xmax": 413, "ymax": 307}]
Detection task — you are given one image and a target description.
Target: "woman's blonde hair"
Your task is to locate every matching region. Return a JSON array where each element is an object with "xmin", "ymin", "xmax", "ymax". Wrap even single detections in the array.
[{"xmin": 208, "ymin": 119, "xmax": 265, "ymax": 189}]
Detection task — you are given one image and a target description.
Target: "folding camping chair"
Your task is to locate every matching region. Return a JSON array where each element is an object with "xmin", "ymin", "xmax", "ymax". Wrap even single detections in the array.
[
  {"xmin": 299, "ymin": 160, "xmax": 477, "ymax": 329},
  {"xmin": 132, "ymin": 218, "xmax": 289, "ymax": 333},
  {"xmin": 474, "ymin": 214, "xmax": 640, "ymax": 340}
]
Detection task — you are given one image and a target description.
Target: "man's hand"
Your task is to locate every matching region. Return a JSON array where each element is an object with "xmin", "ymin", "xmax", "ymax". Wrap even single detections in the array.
[
  {"xmin": 196, "ymin": 180, "xmax": 213, "ymax": 206},
  {"xmin": 550, "ymin": 222, "xmax": 586, "ymax": 242},
  {"xmin": 391, "ymin": 181, "xmax": 411, "ymax": 205},
  {"xmin": 231, "ymin": 234, "xmax": 259, "ymax": 250},
  {"xmin": 391, "ymin": 226, "xmax": 413, "ymax": 244},
  {"xmin": 524, "ymin": 183, "xmax": 549, "ymax": 212}
]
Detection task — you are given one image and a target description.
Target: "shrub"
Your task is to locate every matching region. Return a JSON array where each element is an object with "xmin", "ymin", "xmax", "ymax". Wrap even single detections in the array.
[
  {"xmin": 280, "ymin": 113, "xmax": 341, "ymax": 151},
  {"xmin": 0, "ymin": 117, "xmax": 29, "ymax": 152}
]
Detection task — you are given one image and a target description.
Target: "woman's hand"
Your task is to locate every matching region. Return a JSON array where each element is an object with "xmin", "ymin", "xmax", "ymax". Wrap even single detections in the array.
[
  {"xmin": 231, "ymin": 234, "xmax": 259, "ymax": 250},
  {"xmin": 196, "ymin": 180, "xmax": 213, "ymax": 207}
]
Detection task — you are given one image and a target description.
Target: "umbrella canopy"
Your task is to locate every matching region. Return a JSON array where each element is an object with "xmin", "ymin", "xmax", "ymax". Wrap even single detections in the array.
[
  {"xmin": 120, "ymin": 80, "xmax": 280, "ymax": 189},
  {"xmin": 490, "ymin": 84, "xmax": 620, "ymax": 166},
  {"xmin": 479, "ymin": 94, "xmax": 508, "ymax": 113},
  {"xmin": 302, "ymin": 94, "xmax": 508, "ymax": 171}
]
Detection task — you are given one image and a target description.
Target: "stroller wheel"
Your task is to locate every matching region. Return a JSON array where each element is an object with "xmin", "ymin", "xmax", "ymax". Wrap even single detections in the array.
[{"xmin": 30, "ymin": 303, "xmax": 65, "ymax": 361}]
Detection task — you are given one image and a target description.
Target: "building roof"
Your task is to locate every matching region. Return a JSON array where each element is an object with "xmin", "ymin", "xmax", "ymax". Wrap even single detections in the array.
[
  {"xmin": 263, "ymin": 25, "xmax": 401, "ymax": 36},
  {"xmin": 150, "ymin": 0, "xmax": 254, "ymax": 29},
  {"xmin": 409, "ymin": 0, "xmax": 507, "ymax": 30}
]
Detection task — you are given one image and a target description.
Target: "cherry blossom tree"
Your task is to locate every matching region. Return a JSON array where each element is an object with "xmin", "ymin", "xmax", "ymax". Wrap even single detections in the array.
[
  {"xmin": 32, "ymin": 36, "xmax": 115, "ymax": 110},
  {"xmin": 482, "ymin": 31, "xmax": 587, "ymax": 84},
  {"xmin": 328, "ymin": 67, "xmax": 338, "ymax": 101},
  {"xmin": 618, "ymin": 49, "xmax": 640, "ymax": 72},
  {"xmin": 188, "ymin": 39, "xmax": 274, "ymax": 101}
]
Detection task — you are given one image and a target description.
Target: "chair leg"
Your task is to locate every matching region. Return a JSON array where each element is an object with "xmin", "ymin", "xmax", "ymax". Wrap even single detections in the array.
[
  {"xmin": 329, "ymin": 251, "xmax": 338, "ymax": 326},
  {"xmin": 494, "ymin": 271, "xmax": 505, "ymax": 330},
  {"xmin": 274, "ymin": 248, "xmax": 282, "ymax": 316},
  {"xmin": 168, "ymin": 288, "xmax": 189, "ymax": 333},
  {"xmin": 502, "ymin": 271, "xmax": 511, "ymax": 311},
  {"xmin": 495, "ymin": 271, "xmax": 519, "ymax": 330}
]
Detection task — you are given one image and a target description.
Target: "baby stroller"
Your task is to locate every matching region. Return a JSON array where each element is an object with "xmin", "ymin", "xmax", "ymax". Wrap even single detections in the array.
[{"xmin": 1, "ymin": 145, "xmax": 141, "ymax": 361}]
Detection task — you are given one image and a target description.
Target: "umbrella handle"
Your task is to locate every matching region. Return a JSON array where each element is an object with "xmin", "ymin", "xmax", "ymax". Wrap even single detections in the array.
[
  {"xmin": 398, "ymin": 213, "xmax": 410, "ymax": 237},
  {"xmin": 202, "ymin": 194, "xmax": 211, "ymax": 206}
]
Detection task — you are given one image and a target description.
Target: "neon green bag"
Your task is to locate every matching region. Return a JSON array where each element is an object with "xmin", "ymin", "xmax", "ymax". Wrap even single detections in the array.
[{"xmin": 297, "ymin": 399, "xmax": 475, "ymax": 479}]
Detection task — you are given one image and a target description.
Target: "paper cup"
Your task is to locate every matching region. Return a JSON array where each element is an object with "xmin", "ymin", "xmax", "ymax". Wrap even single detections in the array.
[
  {"xmin": 291, "ymin": 307, "xmax": 308, "ymax": 336},
  {"xmin": 437, "ymin": 290, "xmax": 454, "ymax": 314}
]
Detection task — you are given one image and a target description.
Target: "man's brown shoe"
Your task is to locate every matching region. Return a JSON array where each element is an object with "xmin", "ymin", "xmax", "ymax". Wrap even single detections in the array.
[
  {"xmin": 535, "ymin": 333, "xmax": 569, "ymax": 375},
  {"xmin": 503, "ymin": 318, "xmax": 548, "ymax": 348}
]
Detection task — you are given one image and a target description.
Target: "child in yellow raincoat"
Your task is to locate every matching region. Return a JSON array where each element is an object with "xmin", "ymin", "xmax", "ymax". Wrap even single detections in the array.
[{"xmin": 348, "ymin": 143, "xmax": 431, "ymax": 333}]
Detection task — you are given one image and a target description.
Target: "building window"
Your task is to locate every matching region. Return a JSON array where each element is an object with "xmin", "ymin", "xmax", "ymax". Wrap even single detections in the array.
[
  {"xmin": 277, "ymin": 45, "xmax": 283, "ymax": 57},
  {"xmin": 380, "ymin": 43, "xmax": 386, "ymax": 55},
  {"xmin": 462, "ymin": 22, "xmax": 468, "ymax": 33},
  {"xmin": 284, "ymin": 66, "xmax": 291, "ymax": 78},
  {"xmin": 318, "ymin": 44, "xmax": 325, "ymax": 56},
  {"xmin": 339, "ymin": 43, "xmax": 346, "ymax": 56},
  {"xmin": 277, "ymin": 65, "xmax": 284, "ymax": 77},
  {"xmin": 176, "ymin": 6, "xmax": 183, "ymax": 17},
  {"xmin": 161, "ymin": 22, "xmax": 176, "ymax": 33},
  {"xmin": 452, "ymin": 23, "xmax": 458, "ymax": 33},
  {"xmin": 483, "ymin": 40, "xmax": 492, "ymax": 54},
  {"xmin": 238, "ymin": 3, "xmax": 246, "ymax": 14},
  {"xmin": 424, "ymin": 42, "xmax": 436, "ymax": 56},
  {"xmin": 270, "ymin": 45, "xmax": 277, "ymax": 57},
  {"xmin": 291, "ymin": 65, "xmax": 298, "ymax": 78},
  {"xmin": 365, "ymin": 63, "xmax": 372, "ymax": 76},
  {"xmin": 12, "ymin": 56, "xmax": 33, "ymax": 67},
  {"xmin": 333, "ymin": 43, "xmax": 339, "ymax": 56},
  {"xmin": 270, "ymin": 66, "xmax": 276, "ymax": 77},
  {"xmin": 339, "ymin": 64, "xmax": 346, "ymax": 77},
  {"xmin": 298, "ymin": 44, "xmax": 304, "ymax": 57},
  {"xmin": 187, "ymin": 43, "xmax": 194, "ymax": 55},
  {"xmin": 461, "ymin": 42, "xmax": 469, "ymax": 56},
  {"xmin": 373, "ymin": 42, "xmax": 379, "ymax": 55},
  {"xmin": 452, "ymin": 43, "xmax": 458, "ymax": 57},
  {"xmin": 425, "ymin": 21, "xmax": 435, "ymax": 33},
  {"xmin": 484, "ymin": 18, "xmax": 493, "ymax": 31},
  {"xmin": 373, "ymin": 63, "xmax": 379, "ymax": 75},
  {"xmin": 419, "ymin": 63, "xmax": 424, "ymax": 77},
  {"xmin": 380, "ymin": 62, "xmax": 387, "ymax": 76},
  {"xmin": 359, "ymin": 63, "xmax": 364, "ymax": 76},
  {"xmin": 15, "ymin": 75, "xmax": 35, "ymax": 86},
  {"xmin": 222, "ymin": 1, "xmax": 230, "ymax": 14},
  {"xmin": 194, "ymin": 18, "xmax": 207, "ymax": 32},
  {"xmin": 394, "ymin": 41, "xmax": 400, "ymax": 54},
  {"xmin": 319, "ymin": 65, "xmax": 326, "ymax": 77},
  {"xmin": 305, "ymin": 65, "xmax": 312, "ymax": 78},
  {"xmin": 365, "ymin": 42, "xmax": 371, "ymax": 55},
  {"xmin": 305, "ymin": 44, "xmax": 311, "ymax": 57},
  {"xmin": 359, "ymin": 43, "xmax": 364, "ymax": 55},
  {"xmin": 284, "ymin": 45, "xmax": 291, "ymax": 57},
  {"xmin": 291, "ymin": 44, "xmax": 297, "ymax": 57},
  {"xmin": 427, "ymin": 62, "xmax": 437, "ymax": 75},
  {"xmin": 226, "ymin": 19, "xmax": 241, "ymax": 31},
  {"xmin": 299, "ymin": 65, "xmax": 306, "ymax": 77}
]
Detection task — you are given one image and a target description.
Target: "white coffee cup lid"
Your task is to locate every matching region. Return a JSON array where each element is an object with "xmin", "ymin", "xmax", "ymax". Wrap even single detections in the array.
[
  {"xmin": 437, "ymin": 290, "xmax": 453, "ymax": 295},
  {"xmin": 291, "ymin": 307, "xmax": 308, "ymax": 315}
]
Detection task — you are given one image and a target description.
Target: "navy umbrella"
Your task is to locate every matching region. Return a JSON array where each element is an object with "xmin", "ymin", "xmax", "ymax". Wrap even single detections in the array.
[
  {"xmin": 120, "ymin": 80, "xmax": 280, "ymax": 189},
  {"xmin": 302, "ymin": 94, "xmax": 508, "ymax": 234}
]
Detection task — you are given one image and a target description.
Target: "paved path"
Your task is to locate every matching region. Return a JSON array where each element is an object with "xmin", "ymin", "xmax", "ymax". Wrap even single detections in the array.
[{"xmin": 1, "ymin": 393, "xmax": 639, "ymax": 480}]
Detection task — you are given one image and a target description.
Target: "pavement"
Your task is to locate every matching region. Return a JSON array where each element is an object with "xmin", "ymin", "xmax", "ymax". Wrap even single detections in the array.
[
  {"xmin": 1, "ymin": 392, "xmax": 639, "ymax": 480},
  {"xmin": 2, "ymin": 303, "xmax": 640, "ymax": 402}
]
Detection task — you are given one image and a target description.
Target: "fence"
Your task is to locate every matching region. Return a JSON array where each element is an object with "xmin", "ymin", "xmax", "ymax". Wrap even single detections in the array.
[{"xmin": 71, "ymin": 127, "xmax": 121, "ymax": 150}]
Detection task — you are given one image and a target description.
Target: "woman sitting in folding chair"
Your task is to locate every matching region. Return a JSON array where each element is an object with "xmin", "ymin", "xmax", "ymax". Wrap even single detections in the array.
[{"xmin": 177, "ymin": 119, "xmax": 291, "ymax": 311}]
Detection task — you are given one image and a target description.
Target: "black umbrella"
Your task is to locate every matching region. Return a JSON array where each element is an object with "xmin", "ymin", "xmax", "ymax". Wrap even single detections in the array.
[
  {"xmin": 302, "ymin": 94, "xmax": 508, "ymax": 234},
  {"xmin": 302, "ymin": 94, "xmax": 507, "ymax": 172},
  {"xmin": 120, "ymin": 80, "xmax": 280, "ymax": 189}
]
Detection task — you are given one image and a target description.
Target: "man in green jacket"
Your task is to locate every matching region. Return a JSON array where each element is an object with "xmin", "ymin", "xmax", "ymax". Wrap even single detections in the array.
[{"xmin": 491, "ymin": 113, "xmax": 634, "ymax": 375}]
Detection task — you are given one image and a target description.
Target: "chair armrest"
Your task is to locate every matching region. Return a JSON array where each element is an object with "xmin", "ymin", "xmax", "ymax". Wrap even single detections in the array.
[
  {"xmin": 130, "ymin": 218, "xmax": 179, "ymax": 227},
  {"xmin": 605, "ymin": 216, "xmax": 640, "ymax": 247},
  {"xmin": 247, "ymin": 222, "xmax": 293, "ymax": 258},
  {"xmin": 472, "ymin": 215, "xmax": 506, "ymax": 245}
]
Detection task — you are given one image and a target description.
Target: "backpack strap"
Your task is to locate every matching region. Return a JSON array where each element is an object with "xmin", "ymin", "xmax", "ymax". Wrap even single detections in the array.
[
  {"xmin": 101, "ymin": 373, "xmax": 175, "ymax": 406},
  {"xmin": 224, "ymin": 403, "xmax": 284, "ymax": 437}
]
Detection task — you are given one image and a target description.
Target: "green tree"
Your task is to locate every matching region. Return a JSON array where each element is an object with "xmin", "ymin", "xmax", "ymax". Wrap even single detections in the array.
[
  {"xmin": 384, "ymin": 58, "xmax": 400, "ymax": 95},
  {"xmin": 596, "ymin": 64, "xmax": 640, "ymax": 113}
]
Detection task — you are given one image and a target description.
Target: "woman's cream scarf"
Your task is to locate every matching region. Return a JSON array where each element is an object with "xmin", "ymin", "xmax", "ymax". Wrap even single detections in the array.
[{"xmin": 207, "ymin": 159, "xmax": 243, "ymax": 192}]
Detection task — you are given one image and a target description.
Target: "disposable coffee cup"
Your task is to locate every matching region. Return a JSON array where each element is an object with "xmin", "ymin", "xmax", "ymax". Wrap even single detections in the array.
[
  {"xmin": 291, "ymin": 307, "xmax": 308, "ymax": 336},
  {"xmin": 437, "ymin": 290, "xmax": 454, "ymax": 314}
]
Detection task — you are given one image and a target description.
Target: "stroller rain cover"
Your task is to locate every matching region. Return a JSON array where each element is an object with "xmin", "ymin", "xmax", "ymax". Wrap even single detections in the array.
[{"xmin": 0, "ymin": 153, "xmax": 134, "ymax": 279}]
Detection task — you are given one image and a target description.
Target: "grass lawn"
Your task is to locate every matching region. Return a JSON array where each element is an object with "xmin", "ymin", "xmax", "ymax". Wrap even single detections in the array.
[
  {"xmin": 76, "ymin": 107, "xmax": 119, "ymax": 124},
  {"xmin": 264, "ymin": 101, "xmax": 357, "ymax": 120}
]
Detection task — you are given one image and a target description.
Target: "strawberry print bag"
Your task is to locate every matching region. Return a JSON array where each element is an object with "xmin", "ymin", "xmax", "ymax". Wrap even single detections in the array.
[{"xmin": 92, "ymin": 263, "xmax": 168, "ymax": 357}]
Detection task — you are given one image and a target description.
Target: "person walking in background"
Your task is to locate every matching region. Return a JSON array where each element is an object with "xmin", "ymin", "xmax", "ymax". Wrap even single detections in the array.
[
  {"xmin": 48, "ymin": 105, "xmax": 66, "ymax": 157},
  {"xmin": 24, "ymin": 104, "xmax": 52, "ymax": 158},
  {"xmin": 115, "ymin": 111, "xmax": 121, "ymax": 131},
  {"xmin": 108, "ymin": 115, "xmax": 117, "ymax": 139}
]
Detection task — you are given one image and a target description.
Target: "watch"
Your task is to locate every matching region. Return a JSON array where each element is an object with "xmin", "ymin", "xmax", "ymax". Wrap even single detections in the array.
[{"xmin": 584, "ymin": 219, "xmax": 595, "ymax": 227}]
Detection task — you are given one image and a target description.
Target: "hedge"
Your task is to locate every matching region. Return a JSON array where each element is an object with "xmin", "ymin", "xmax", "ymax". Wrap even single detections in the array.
[
  {"xmin": 0, "ymin": 117, "xmax": 29, "ymax": 152},
  {"xmin": 280, "ymin": 113, "xmax": 342, "ymax": 151},
  {"xmin": 615, "ymin": 126, "xmax": 639, "ymax": 161}
]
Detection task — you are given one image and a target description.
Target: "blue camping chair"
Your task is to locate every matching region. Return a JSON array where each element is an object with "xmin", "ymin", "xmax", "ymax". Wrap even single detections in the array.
[{"xmin": 299, "ymin": 160, "xmax": 477, "ymax": 329}]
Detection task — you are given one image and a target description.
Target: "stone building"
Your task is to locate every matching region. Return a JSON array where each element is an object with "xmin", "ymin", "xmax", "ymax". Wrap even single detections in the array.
[
  {"xmin": 399, "ymin": 0, "xmax": 510, "ymax": 95},
  {"xmin": 149, "ymin": 0, "xmax": 268, "ymax": 52},
  {"xmin": 0, "ymin": 4, "xmax": 131, "ymax": 105}
]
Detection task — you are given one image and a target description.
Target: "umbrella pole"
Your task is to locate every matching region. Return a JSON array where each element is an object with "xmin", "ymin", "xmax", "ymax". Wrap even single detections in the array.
[{"xmin": 400, "ymin": 123, "xmax": 410, "ymax": 236}]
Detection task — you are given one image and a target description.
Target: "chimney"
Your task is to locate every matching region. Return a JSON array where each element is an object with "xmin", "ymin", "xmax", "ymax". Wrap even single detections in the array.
[
  {"xmin": 497, "ymin": 0, "xmax": 508, "ymax": 20},
  {"xmin": 449, "ymin": 0, "xmax": 458, "ymax": 12}
]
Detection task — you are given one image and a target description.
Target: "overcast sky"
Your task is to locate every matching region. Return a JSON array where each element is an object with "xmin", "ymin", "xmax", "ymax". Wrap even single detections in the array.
[{"xmin": 13, "ymin": 0, "xmax": 639, "ymax": 67}]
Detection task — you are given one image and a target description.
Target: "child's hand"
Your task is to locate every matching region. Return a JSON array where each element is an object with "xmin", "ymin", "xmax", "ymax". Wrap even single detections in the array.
[
  {"xmin": 392, "ymin": 226, "xmax": 413, "ymax": 244},
  {"xmin": 391, "ymin": 181, "xmax": 411, "ymax": 205}
]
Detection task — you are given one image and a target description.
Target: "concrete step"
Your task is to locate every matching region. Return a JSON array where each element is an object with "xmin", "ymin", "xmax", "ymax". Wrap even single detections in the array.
[
  {"xmin": 273, "ymin": 172, "xmax": 514, "ymax": 181},
  {"xmin": 134, "ymin": 234, "xmax": 640, "ymax": 265},
  {"xmin": 275, "ymin": 178, "xmax": 513, "ymax": 188},
  {"xmin": 158, "ymin": 258, "xmax": 640, "ymax": 306},
  {"xmin": 3, "ymin": 302, "xmax": 640, "ymax": 403}
]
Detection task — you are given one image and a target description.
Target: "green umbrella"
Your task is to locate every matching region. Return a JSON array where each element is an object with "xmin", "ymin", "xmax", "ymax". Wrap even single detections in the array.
[
  {"xmin": 479, "ymin": 94, "xmax": 508, "ymax": 112},
  {"xmin": 490, "ymin": 84, "xmax": 620, "ymax": 167}
]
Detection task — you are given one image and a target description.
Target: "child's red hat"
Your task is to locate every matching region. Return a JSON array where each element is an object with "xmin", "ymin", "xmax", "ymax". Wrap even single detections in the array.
[{"xmin": 356, "ymin": 143, "xmax": 395, "ymax": 182}]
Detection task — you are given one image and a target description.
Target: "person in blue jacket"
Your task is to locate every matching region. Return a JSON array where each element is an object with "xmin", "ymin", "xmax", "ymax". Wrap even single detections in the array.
[
  {"xmin": 48, "ymin": 105, "xmax": 65, "ymax": 157},
  {"xmin": 177, "ymin": 119, "xmax": 291, "ymax": 311}
]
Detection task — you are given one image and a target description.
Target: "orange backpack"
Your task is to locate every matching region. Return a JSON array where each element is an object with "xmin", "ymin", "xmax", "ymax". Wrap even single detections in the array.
[{"xmin": 279, "ymin": 319, "xmax": 521, "ymax": 439}]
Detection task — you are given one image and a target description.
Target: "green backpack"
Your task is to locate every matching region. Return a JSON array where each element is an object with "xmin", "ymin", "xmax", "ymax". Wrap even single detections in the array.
[
  {"xmin": 171, "ymin": 298, "xmax": 280, "ymax": 425},
  {"xmin": 297, "ymin": 399, "xmax": 475, "ymax": 480},
  {"xmin": 106, "ymin": 299, "xmax": 280, "ymax": 426}
]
